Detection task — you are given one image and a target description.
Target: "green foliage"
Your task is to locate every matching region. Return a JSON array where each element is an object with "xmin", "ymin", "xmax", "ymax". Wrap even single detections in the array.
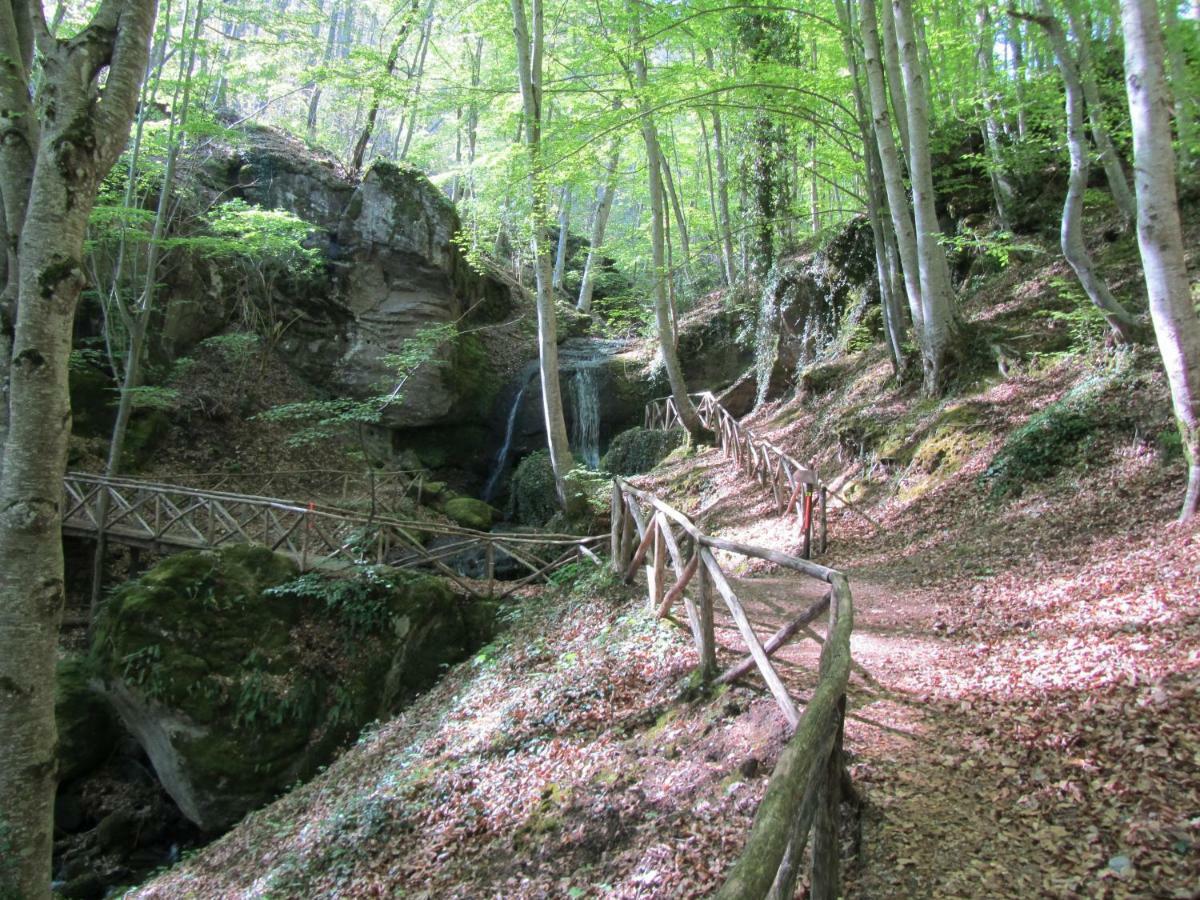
[
  {"xmin": 1035, "ymin": 277, "xmax": 1111, "ymax": 353},
  {"xmin": 256, "ymin": 323, "xmax": 456, "ymax": 446},
  {"xmin": 264, "ymin": 566, "xmax": 410, "ymax": 638},
  {"xmin": 980, "ymin": 373, "xmax": 1118, "ymax": 499}
]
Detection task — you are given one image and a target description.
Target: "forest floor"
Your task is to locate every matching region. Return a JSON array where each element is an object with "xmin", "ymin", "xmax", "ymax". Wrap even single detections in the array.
[
  {"xmin": 130, "ymin": 337, "xmax": 1199, "ymax": 899},
  {"xmin": 129, "ymin": 227, "xmax": 1200, "ymax": 897}
]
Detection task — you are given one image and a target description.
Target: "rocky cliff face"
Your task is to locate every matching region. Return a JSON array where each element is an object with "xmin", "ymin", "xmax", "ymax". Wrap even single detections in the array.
[{"xmin": 162, "ymin": 125, "xmax": 517, "ymax": 430}]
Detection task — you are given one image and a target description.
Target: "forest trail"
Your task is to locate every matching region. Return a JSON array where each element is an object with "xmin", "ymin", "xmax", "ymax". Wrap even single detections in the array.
[{"xmin": 707, "ymin": 565, "xmax": 1085, "ymax": 896}]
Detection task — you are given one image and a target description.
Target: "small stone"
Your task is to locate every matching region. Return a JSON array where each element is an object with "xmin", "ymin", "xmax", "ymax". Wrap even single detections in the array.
[{"xmin": 739, "ymin": 756, "xmax": 761, "ymax": 779}]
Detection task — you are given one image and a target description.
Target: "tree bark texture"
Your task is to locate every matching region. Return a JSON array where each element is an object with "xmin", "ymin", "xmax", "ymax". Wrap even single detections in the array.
[
  {"xmin": 511, "ymin": 0, "xmax": 576, "ymax": 509},
  {"xmin": 578, "ymin": 142, "xmax": 620, "ymax": 312},
  {"xmin": 892, "ymin": 0, "xmax": 960, "ymax": 393},
  {"xmin": 632, "ymin": 32, "xmax": 704, "ymax": 440},
  {"xmin": 1120, "ymin": 0, "xmax": 1200, "ymax": 519},
  {"xmin": 1023, "ymin": 3, "xmax": 1139, "ymax": 344},
  {"xmin": 0, "ymin": 4, "xmax": 158, "ymax": 896}
]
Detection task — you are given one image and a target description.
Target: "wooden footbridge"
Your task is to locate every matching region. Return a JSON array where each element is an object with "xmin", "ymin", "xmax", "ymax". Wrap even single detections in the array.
[{"xmin": 62, "ymin": 472, "xmax": 602, "ymax": 599}]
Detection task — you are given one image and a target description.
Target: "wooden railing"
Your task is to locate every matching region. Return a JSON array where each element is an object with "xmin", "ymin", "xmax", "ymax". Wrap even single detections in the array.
[
  {"xmin": 146, "ymin": 468, "xmax": 429, "ymax": 516},
  {"xmin": 611, "ymin": 476, "xmax": 853, "ymax": 897},
  {"xmin": 645, "ymin": 391, "xmax": 828, "ymax": 557},
  {"xmin": 63, "ymin": 472, "xmax": 601, "ymax": 599}
]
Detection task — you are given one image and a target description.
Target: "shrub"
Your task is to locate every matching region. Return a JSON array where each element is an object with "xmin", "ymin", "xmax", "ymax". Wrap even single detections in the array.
[{"xmin": 600, "ymin": 426, "xmax": 685, "ymax": 476}]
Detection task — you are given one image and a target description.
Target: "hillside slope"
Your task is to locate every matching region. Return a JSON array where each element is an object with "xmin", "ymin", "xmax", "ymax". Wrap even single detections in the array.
[{"xmin": 128, "ymin": 226, "xmax": 1199, "ymax": 898}]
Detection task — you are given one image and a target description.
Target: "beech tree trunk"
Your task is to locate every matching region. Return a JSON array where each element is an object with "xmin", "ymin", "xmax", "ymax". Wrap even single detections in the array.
[
  {"xmin": 511, "ymin": 0, "xmax": 577, "ymax": 510},
  {"xmin": 632, "ymin": 25, "xmax": 704, "ymax": 440},
  {"xmin": 893, "ymin": 0, "xmax": 960, "ymax": 393},
  {"xmin": 578, "ymin": 142, "xmax": 620, "ymax": 312},
  {"xmin": 1120, "ymin": 0, "xmax": 1200, "ymax": 519},
  {"xmin": 879, "ymin": 0, "xmax": 911, "ymax": 165},
  {"xmin": 707, "ymin": 49, "xmax": 737, "ymax": 286},
  {"xmin": 1064, "ymin": 0, "xmax": 1136, "ymax": 222},
  {"xmin": 0, "ymin": 5, "xmax": 157, "ymax": 896},
  {"xmin": 1022, "ymin": 3, "xmax": 1139, "ymax": 344},
  {"xmin": 977, "ymin": 2, "xmax": 1015, "ymax": 230},
  {"xmin": 860, "ymin": 0, "xmax": 925, "ymax": 338},
  {"xmin": 552, "ymin": 185, "xmax": 570, "ymax": 289},
  {"xmin": 838, "ymin": 0, "xmax": 907, "ymax": 373}
]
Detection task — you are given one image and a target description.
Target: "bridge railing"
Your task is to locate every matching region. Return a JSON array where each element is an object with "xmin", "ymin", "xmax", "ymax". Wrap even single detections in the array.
[
  {"xmin": 610, "ymin": 476, "xmax": 852, "ymax": 898},
  {"xmin": 143, "ymin": 468, "xmax": 428, "ymax": 516},
  {"xmin": 64, "ymin": 473, "xmax": 602, "ymax": 599},
  {"xmin": 645, "ymin": 391, "xmax": 828, "ymax": 557}
]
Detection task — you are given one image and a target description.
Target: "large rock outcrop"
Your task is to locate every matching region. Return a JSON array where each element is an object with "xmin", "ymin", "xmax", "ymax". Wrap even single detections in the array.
[
  {"xmin": 159, "ymin": 126, "xmax": 516, "ymax": 430},
  {"xmin": 92, "ymin": 545, "xmax": 491, "ymax": 831}
]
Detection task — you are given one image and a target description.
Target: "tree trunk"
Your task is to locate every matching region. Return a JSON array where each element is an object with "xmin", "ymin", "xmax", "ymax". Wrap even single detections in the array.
[
  {"xmin": 1120, "ymin": 0, "xmax": 1200, "ymax": 519},
  {"xmin": 1022, "ymin": 3, "xmax": 1139, "ymax": 344},
  {"xmin": 578, "ymin": 142, "xmax": 620, "ymax": 312},
  {"xmin": 349, "ymin": 0, "xmax": 420, "ymax": 173},
  {"xmin": 511, "ymin": 0, "xmax": 576, "ymax": 510},
  {"xmin": 837, "ymin": 0, "xmax": 907, "ymax": 373},
  {"xmin": 1065, "ymin": 0, "xmax": 1136, "ymax": 222},
  {"xmin": 707, "ymin": 49, "xmax": 737, "ymax": 286},
  {"xmin": 893, "ymin": 0, "xmax": 961, "ymax": 393},
  {"xmin": 552, "ymin": 185, "xmax": 570, "ymax": 289},
  {"xmin": 879, "ymin": 0, "xmax": 911, "ymax": 165},
  {"xmin": 632, "ymin": 27, "xmax": 704, "ymax": 440},
  {"xmin": 660, "ymin": 155, "xmax": 692, "ymax": 278},
  {"xmin": 307, "ymin": 1, "xmax": 341, "ymax": 142},
  {"xmin": 1162, "ymin": 0, "xmax": 1198, "ymax": 166},
  {"xmin": 0, "ymin": 5, "xmax": 157, "ymax": 896},
  {"xmin": 860, "ymin": 0, "xmax": 925, "ymax": 337},
  {"xmin": 977, "ymin": 2, "xmax": 1015, "ymax": 230}
]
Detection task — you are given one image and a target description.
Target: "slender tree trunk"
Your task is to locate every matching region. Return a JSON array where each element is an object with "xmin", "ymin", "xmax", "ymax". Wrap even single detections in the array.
[
  {"xmin": 1021, "ymin": 4, "xmax": 1138, "ymax": 343},
  {"xmin": 879, "ymin": 0, "xmax": 911, "ymax": 164},
  {"xmin": 1064, "ymin": 0, "xmax": 1136, "ymax": 222},
  {"xmin": 0, "ymin": 5, "xmax": 157, "ymax": 896},
  {"xmin": 1121, "ymin": 0, "xmax": 1200, "ymax": 519},
  {"xmin": 92, "ymin": 0, "xmax": 201, "ymax": 615},
  {"xmin": 977, "ymin": 2, "xmax": 1015, "ymax": 230},
  {"xmin": 578, "ymin": 143, "xmax": 620, "ymax": 312},
  {"xmin": 633, "ymin": 25, "xmax": 703, "ymax": 440},
  {"xmin": 1162, "ymin": 0, "xmax": 1198, "ymax": 165},
  {"xmin": 350, "ymin": 0, "xmax": 420, "ymax": 173},
  {"xmin": 697, "ymin": 110, "xmax": 725, "ymax": 283},
  {"xmin": 1010, "ymin": 17, "xmax": 1028, "ymax": 138},
  {"xmin": 707, "ymin": 48, "xmax": 737, "ymax": 286},
  {"xmin": 893, "ymin": 0, "xmax": 961, "ymax": 393},
  {"xmin": 307, "ymin": 1, "xmax": 341, "ymax": 142},
  {"xmin": 838, "ymin": 0, "xmax": 907, "ymax": 373},
  {"xmin": 860, "ymin": 0, "xmax": 925, "ymax": 336},
  {"xmin": 398, "ymin": 14, "xmax": 432, "ymax": 160},
  {"xmin": 511, "ymin": 0, "xmax": 576, "ymax": 510},
  {"xmin": 552, "ymin": 185, "xmax": 570, "ymax": 289},
  {"xmin": 660, "ymin": 155, "xmax": 692, "ymax": 278}
]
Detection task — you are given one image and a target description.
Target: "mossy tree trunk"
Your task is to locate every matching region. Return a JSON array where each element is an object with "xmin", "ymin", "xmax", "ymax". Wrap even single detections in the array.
[{"xmin": 0, "ymin": 3, "xmax": 157, "ymax": 896}]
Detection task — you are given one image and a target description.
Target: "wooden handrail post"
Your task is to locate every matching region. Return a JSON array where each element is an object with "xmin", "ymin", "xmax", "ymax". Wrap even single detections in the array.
[
  {"xmin": 810, "ymin": 694, "xmax": 846, "ymax": 900},
  {"xmin": 698, "ymin": 561, "xmax": 717, "ymax": 682},
  {"xmin": 610, "ymin": 481, "xmax": 622, "ymax": 572},
  {"xmin": 485, "ymin": 541, "xmax": 496, "ymax": 597},
  {"xmin": 820, "ymin": 487, "xmax": 828, "ymax": 555},
  {"xmin": 650, "ymin": 520, "xmax": 666, "ymax": 613}
]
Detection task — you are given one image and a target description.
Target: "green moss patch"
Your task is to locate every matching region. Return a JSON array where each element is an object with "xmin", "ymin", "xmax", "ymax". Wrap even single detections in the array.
[{"xmin": 600, "ymin": 426, "xmax": 686, "ymax": 476}]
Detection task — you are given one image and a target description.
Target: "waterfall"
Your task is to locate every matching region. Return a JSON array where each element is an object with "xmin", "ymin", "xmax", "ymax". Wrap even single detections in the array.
[
  {"xmin": 572, "ymin": 367, "xmax": 601, "ymax": 469},
  {"xmin": 482, "ymin": 377, "xmax": 532, "ymax": 501}
]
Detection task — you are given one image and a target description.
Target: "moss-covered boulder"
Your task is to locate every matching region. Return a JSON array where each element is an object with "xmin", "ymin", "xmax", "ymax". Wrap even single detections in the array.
[
  {"xmin": 92, "ymin": 544, "xmax": 490, "ymax": 830},
  {"xmin": 56, "ymin": 655, "xmax": 118, "ymax": 784},
  {"xmin": 600, "ymin": 427, "xmax": 686, "ymax": 476},
  {"xmin": 443, "ymin": 496, "xmax": 497, "ymax": 530},
  {"xmin": 509, "ymin": 450, "xmax": 559, "ymax": 527}
]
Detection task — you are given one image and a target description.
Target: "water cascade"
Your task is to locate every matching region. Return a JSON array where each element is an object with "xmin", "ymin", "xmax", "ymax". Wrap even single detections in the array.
[
  {"xmin": 482, "ymin": 374, "xmax": 534, "ymax": 502},
  {"xmin": 571, "ymin": 367, "xmax": 601, "ymax": 469}
]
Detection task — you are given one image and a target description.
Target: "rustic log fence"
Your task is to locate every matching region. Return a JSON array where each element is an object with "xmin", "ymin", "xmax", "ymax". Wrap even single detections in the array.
[
  {"xmin": 611, "ymin": 477, "xmax": 853, "ymax": 895},
  {"xmin": 64, "ymin": 473, "xmax": 601, "ymax": 599},
  {"xmin": 146, "ymin": 468, "xmax": 428, "ymax": 516},
  {"xmin": 645, "ymin": 391, "xmax": 828, "ymax": 557}
]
